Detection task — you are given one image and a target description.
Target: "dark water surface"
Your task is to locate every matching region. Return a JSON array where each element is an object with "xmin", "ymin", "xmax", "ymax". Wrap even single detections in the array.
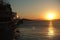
[{"xmin": 17, "ymin": 21, "xmax": 60, "ymax": 40}]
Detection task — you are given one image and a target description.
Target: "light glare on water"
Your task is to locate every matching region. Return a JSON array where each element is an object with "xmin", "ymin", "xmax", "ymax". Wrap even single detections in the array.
[
  {"xmin": 48, "ymin": 21, "xmax": 55, "ymax": 38},
  {"xmin": 17, "ymin": 21, "xmax": 60, "ymax": 40}
]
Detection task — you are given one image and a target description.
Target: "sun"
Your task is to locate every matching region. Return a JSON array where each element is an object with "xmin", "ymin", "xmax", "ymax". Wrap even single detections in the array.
[
  {"xmin": 48, "ymin": 14, "xmax": 54, "ymax": 20},
  {"xmin": 46, "ymin": 13, "xmax": 55, "ymax": 20}
]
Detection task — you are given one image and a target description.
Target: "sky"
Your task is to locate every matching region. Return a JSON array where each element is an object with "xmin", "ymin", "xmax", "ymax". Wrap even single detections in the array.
[{"xmin": 8, "ymin": 0, "xmax": 60, "ymax": 20}]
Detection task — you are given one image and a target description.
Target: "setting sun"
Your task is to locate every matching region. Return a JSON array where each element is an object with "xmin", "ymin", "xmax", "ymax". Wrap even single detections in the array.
[
  {"xmin": 45, "ymin": 12, "xmax": 56, "ymax": 20},
  {"xmin": 48, "ymin": 13, "xmax": 54, "ymax": 20}
]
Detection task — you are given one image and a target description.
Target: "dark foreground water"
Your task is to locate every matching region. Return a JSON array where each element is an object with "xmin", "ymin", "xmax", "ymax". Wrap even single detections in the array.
[{"xmin": 17, "ymin": 20, "xmax": 60, "ymax": 40}]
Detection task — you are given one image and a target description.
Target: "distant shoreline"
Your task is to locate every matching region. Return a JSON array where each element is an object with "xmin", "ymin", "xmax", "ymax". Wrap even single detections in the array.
[{"xmin": 22, "ymin": 18, "xmax": 60, "ymax": 22}]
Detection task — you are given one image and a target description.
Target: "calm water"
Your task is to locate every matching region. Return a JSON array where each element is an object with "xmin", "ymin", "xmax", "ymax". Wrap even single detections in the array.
[{"xmin": 17, "ymin": 21, "xmax": 60, "ymax": 40}]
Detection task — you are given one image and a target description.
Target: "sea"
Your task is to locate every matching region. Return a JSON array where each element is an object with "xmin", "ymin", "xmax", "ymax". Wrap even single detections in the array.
[{"xmin": 16, "ymin": 20, "xmax": 60, "ymax": 40}]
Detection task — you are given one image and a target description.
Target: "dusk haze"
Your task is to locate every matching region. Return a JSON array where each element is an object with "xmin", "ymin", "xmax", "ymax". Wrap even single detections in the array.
[
  {"xmin": 0, "ymin": 0, "xmax": 60, "ymax": 40},
  {"xmin": 9, "ymin": 0, "xmax": 60, "ymax": 20}
]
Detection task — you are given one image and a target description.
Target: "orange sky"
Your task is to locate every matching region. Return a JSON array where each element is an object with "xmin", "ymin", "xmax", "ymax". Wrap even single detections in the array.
[{"xmin": 9, "ymin": 0, "xmax": 60, "ymax": 20}]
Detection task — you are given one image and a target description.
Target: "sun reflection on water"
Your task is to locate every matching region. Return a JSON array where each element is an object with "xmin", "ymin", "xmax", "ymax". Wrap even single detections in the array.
[
  {"xmin": 48, "ymin": 21, "xmax": 55, "ymax": 37},
  {"xmin": 48, "ymin": 26, "xmax": 54, "ymax": 37}
]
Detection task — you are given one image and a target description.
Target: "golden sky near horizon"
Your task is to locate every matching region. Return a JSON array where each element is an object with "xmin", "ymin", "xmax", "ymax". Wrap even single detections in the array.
[{"xmin": 9, "ymin": 0, "xmax": 60, "ymax": 20}]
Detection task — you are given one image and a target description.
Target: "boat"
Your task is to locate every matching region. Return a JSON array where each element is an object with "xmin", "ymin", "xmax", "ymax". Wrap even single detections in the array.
[{"xmin": 0, "ymin": 0, "xmax": 18, "ymax": 40}]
